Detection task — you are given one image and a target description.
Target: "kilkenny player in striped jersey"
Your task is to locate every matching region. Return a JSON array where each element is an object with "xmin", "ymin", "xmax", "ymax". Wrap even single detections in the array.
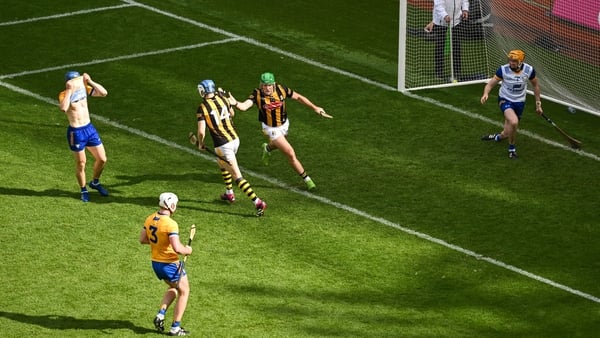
[
  {"xmin": 195, "ymin": 79, "xmax": 267, "ymax": 216},
  {"xmin": 229, "ymin": 72, "xmax": 332, "ymax": 190}
]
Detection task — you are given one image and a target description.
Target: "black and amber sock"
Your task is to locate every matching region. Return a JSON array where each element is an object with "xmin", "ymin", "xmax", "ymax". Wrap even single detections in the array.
[
  {"xmin": 221, "ymin": 169, "xmax": 233, "ymax": 190},
  {"xmin": 236, "ymin": 177, "xmax": 258, "ymax": 201}
]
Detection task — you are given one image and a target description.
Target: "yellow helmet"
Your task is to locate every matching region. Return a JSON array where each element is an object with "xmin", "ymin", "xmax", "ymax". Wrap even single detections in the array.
[{"xmin": 507, "ymin": 50, "xmax": 525, "ymax": 63}]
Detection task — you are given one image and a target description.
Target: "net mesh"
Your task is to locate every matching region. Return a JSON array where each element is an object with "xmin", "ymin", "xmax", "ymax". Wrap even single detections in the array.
[{"xmin": 404, "ymin": 0, "xmax": 600, "ymax": 115}]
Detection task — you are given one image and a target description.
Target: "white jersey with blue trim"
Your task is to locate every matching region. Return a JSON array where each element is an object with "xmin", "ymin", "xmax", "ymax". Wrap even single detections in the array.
[{"xmin": 496, "ymin": 63, "xmax": 536, "ymax": 103}]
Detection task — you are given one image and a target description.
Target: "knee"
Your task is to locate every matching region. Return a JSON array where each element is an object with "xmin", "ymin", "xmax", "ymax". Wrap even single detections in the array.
[
  {"xmin": 282, "ymin": 147, "xmax": 296, "ymax": 160},
  {"xmin": 76, "ymin": 160, "xmax": 86, "ymax": 171},
  {"xmin": 97, "ymin": 157, "xmax": 107, "ymax": 166},
  {"xmin": 178, "ymin": 286, "xmax": 190, "ymax": 299},
  {"xmin": 176, "ymin": 277, "xmax": 190, "ymax": 295}
]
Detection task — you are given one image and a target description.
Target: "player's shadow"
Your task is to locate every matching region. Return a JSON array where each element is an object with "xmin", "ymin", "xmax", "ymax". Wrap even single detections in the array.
[
  {"xmin": 0, "ymin": 187, "xmax": 73, "ymax": 199},
  {"xmin": 111, "ymin": 172, "xmax": 215, "ymax": 189},
  {"xmin": 0, "ymin": 311, "xmax": 155, "ymax": 334},
  {"xmin": 0, "ymin": 186, "xmax": 250, "ymax": 217}
]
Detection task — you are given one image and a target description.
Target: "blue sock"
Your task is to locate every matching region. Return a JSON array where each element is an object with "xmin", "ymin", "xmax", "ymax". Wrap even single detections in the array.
[
  {"xmin": 494, "ymin": 134, "xmax": 501, "ymax": 141},
  {"xmin": 171, "ymin": 321, "xmax": 181, "ymax": 329},
  {"xmin": 158, "ymin": 309, "xmax": 166, "ymax": 316},
  {"xmin": 508, "ymin": 144, "xmax": 516, "ymax": 152},
  {"xmin": 81, "ymin": 187, "xmax": 88, "ymax": 192},
  {"xmin": 92, "ymin": 178, "xmax": 99, "ymax": 184}
]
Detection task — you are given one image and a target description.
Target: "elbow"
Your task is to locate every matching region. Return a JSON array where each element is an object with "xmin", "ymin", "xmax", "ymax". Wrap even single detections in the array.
[
  {"xmin": 237, "ymin": 100, "xmax": 251, "ymax": 111},
  {"xmin": 93, "ymin": 87, "xmax": 108, "ymax": 97},
  {"xmin": 176, "ymin": 245, "xmax": 191, "ymax": 255}
]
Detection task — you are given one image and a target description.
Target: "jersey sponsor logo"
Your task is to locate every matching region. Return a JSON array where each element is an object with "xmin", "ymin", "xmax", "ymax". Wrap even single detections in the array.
[
  {"xmin": 506, "ymin": 74, "xmax": 528, "ymax": 83},
  {"xmin": 263, "ymin": 101, "xmax": 283, "ymax": 110}
]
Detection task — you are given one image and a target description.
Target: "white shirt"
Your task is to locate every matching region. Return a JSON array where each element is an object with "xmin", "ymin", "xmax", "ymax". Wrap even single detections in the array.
[
  {"xmin": 433, "ymin": 0, "xmax": 469, "ymax": 27},
  {"xmin": 497, "ymin": 63, "xmax": 536, "ymax": 102}
]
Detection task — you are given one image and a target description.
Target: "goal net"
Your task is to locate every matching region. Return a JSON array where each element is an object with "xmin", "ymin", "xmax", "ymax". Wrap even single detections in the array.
[{"xmin": 399, "ymin": 0, "xmax": 600, "ymax": 116}]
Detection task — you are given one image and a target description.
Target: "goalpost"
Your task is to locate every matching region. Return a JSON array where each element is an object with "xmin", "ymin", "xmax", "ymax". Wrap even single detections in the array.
[{"xmin": 399, "ymin": 0, "xmax": 600, "ymax": 117}]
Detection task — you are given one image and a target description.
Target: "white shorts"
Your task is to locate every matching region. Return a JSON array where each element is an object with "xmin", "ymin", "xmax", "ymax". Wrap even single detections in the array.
[
  {"xmin": 215, "ymin": 138, "xmax": 239, "ymax": 162},
  {"xmin": 262, "ymin": 119, "xmax": 290, "ymax": 141}
]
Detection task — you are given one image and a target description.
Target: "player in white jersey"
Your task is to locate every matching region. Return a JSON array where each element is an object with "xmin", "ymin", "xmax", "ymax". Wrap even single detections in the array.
[{"xmin": 480, "ymin": 50, "xmax": 543, "ymax": 159}]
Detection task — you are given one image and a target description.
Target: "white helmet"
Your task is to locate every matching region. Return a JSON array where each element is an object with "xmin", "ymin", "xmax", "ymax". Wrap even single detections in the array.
[{"xmin": 158, "ymin": 192, "xmax": 178, "ymax": 212}]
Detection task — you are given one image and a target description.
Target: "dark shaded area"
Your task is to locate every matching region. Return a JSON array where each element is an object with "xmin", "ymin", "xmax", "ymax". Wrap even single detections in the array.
[{"xmin": 0, "ymin": 311, "xmax": 155, "ymax": 334}]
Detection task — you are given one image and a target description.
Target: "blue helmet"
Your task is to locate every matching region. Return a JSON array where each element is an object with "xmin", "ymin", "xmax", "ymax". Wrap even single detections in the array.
[
  {"xmin": 65, "ymin": 71, "xmax": 80, "ymax": 82},
  {"xmin": 198, "ymin": 79, "xmax": 216, "ymax": 96}
]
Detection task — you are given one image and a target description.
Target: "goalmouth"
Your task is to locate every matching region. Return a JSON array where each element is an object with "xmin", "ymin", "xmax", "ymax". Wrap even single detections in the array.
[{"xmin": 398, "ymin": 0, "xmax": 600, "ymax": 117}]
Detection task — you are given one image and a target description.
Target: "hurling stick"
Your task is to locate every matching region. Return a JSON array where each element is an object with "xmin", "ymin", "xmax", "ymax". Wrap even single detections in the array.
[
  {"xmin": 540, "ymin": 113, "xmax": 582, "ymax": 149},
  {"xmin": 188, "ymin": 132, "xmax": 232, "ymax": 165},
  {"xmin": 176, "ymin": 224, "xmax": 196, "ymax": 289}
]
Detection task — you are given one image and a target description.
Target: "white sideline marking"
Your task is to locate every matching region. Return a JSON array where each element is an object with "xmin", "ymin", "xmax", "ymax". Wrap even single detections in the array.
[
  {"xmin": 0, "ymin": 4, "xmax": 134, "ymax": 27},
  {"xmin": 1, "ymin": 2, "xmax": 598, "ymax": 304},
  {"xmin": 0, "ymin": 39, "xmax": 240, "ymax": 80}
]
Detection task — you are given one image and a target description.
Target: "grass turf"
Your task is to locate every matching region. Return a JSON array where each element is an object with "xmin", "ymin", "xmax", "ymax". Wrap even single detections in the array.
[{"xmin": 1, "ymin": 1, "xmax": 599, "ymax": 337}]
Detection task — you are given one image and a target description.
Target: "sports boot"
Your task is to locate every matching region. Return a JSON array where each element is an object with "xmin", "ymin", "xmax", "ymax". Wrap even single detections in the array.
[
  {"xmin": 221, "ymin": 193, "xmax": 235, "ymax": 203},
  {"xmin": 168, "ymin": 327, "xmax": 190, "ymax": 336},
  {"xmin": 261, "ymin": 143, "xmax": 271, "ymax": 166},
  {"xmin": 255, "ymin": 199, "xmax": 267, "ymax": 217},
  {"xmin": 481, "ymin": 134, "xmax": 499, "ymax": 141},
  {"xmin": 305, "ymin": 178, "xmax": 316, "ymax": 190},
  {"xmin": 81, "ymin": 190, "xmax": 89, "ymax": 202},
  {"xmin": 153, "ymin": 315, "xmax": 165, "ymax": 332},
  {"xmin": 89, "ymin": 180, "xmax": 109, "ymax": 196}
]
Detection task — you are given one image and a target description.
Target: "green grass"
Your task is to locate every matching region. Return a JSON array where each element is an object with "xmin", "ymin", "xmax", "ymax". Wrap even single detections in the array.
[{"xmin": 1, "ymin": 1, "xmax": 600, "ymax": 337}]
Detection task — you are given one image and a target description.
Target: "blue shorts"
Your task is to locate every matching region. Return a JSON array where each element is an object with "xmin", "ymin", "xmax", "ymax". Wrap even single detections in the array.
[
  {"xmin": 67, "ymin": 123, "xmax": 102, "ymax": 152},
  {"xmin": 152, "ymin": 261, "xmax": 186, "ymax": 283},
  {"xmin": 498, "ymin": 98, "xmax": 525, "ymax": 120}
]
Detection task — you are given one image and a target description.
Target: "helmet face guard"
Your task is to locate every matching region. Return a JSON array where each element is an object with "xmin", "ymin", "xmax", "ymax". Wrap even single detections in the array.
[
  {"xmin": 198, "ymin": 79, "xmax": 216, "ymax": 97},
  {"xmin": 507, "ymin": 50, "xmax": 525, "ymax": 71},
  {"xmin": 158, "ymin": 192, "xmax": 178, "ymax": 212},
  {"xmin": 65, "ymin": 71, "xmax": 80, "ymax": 82}
]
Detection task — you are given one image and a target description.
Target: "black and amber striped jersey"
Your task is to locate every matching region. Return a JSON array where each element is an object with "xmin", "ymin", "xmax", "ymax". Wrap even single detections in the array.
[
  {"xmin": 196, "ymin": 95, "xmax": 238, "ymax": 147},
  {"xmin": 249, "ymin": 84, "xmax": 295, "ymax": 127}
]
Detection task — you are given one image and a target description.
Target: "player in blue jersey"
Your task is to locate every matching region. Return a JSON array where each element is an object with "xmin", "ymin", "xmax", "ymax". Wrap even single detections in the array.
[
  {"xmin": 58, "ymin": 71, "xmax": 110, "ymax": 201},
  {"xmin": 480, "ymin": 50, "xmax": 544, "ymax": 158}
]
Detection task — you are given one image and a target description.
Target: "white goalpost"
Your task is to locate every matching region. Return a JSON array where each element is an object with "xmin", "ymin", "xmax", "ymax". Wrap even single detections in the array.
[{"xmin": 399, "ymin": 0, "xmax": 600, "ymax": 117}]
